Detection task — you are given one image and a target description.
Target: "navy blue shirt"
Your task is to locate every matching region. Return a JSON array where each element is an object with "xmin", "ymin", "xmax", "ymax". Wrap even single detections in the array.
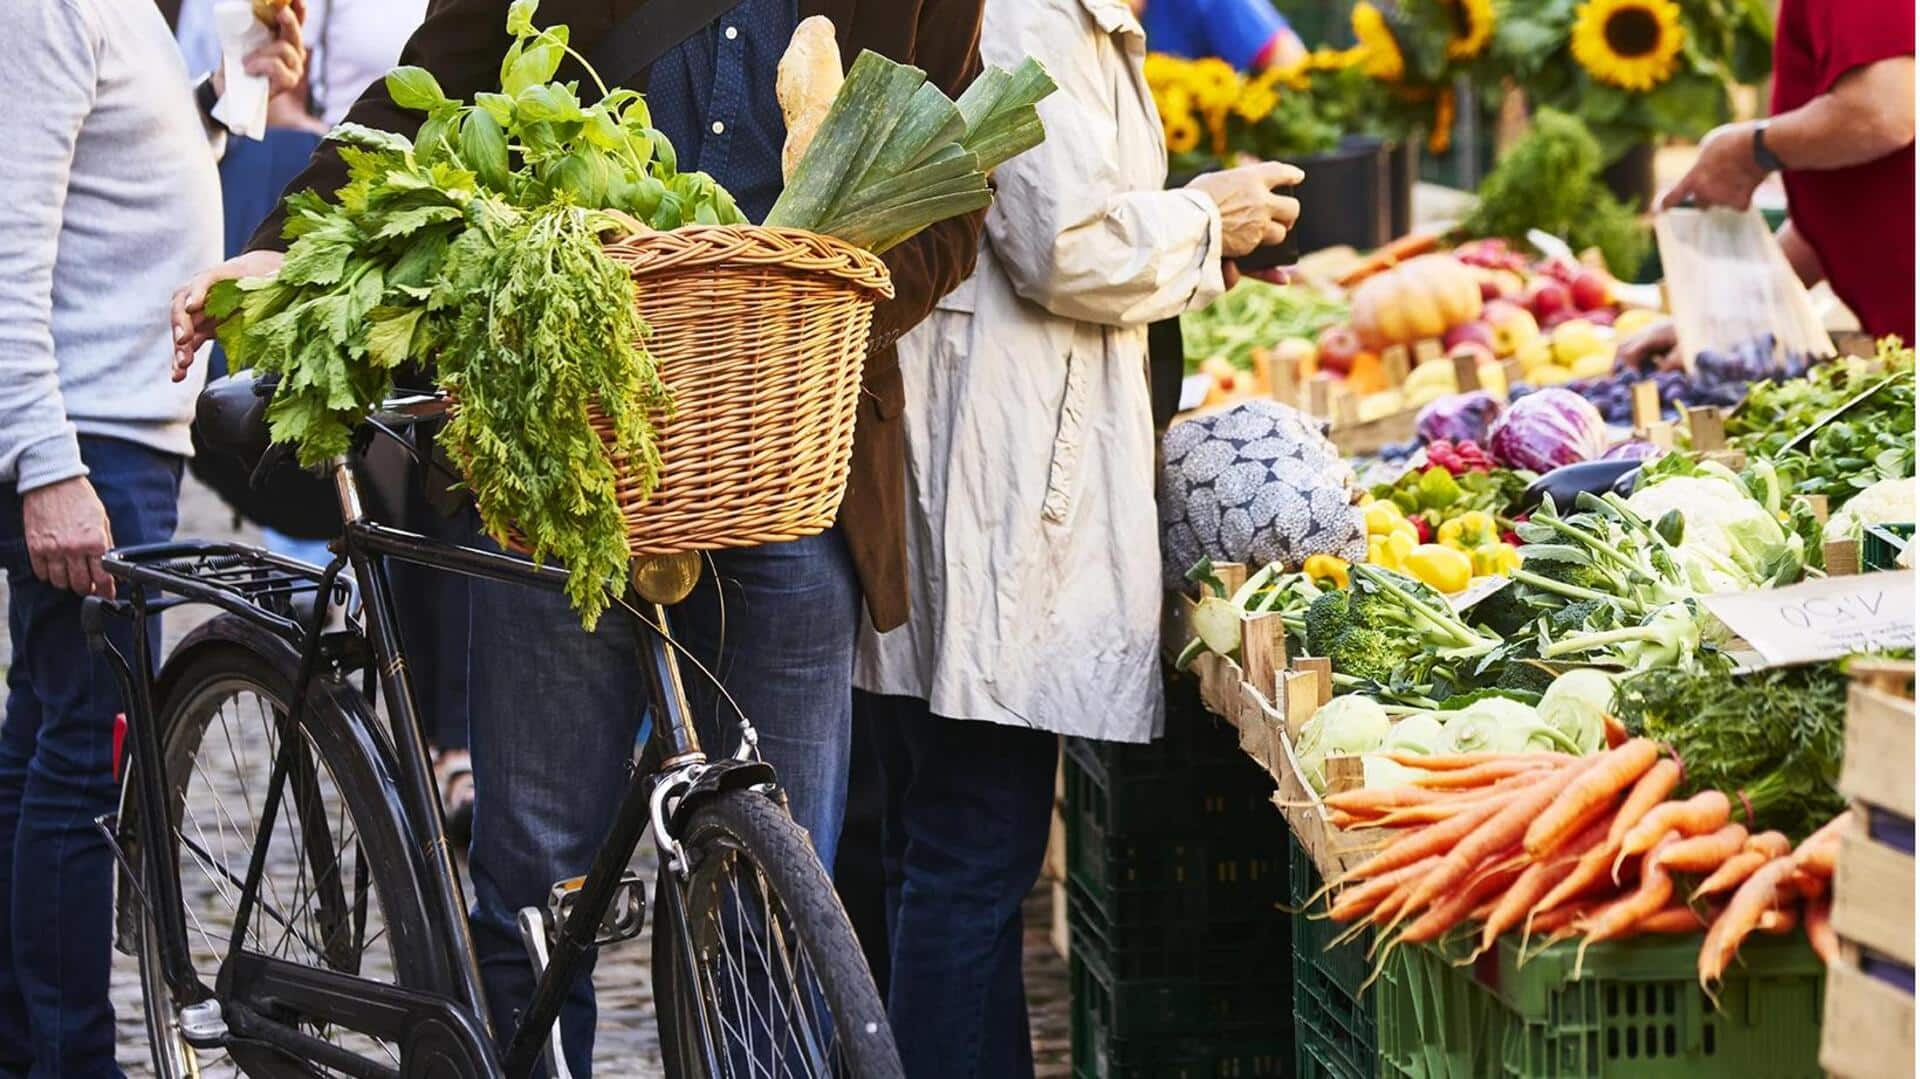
[{"xmin": 647, "ymin": 0, "xmax": 797, "ymax": 223}]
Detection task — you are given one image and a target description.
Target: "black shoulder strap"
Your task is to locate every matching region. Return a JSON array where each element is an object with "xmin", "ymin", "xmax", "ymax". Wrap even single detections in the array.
[{"xmin": 587, "ymin": 0, "xmax": 748, "ymax": 89}]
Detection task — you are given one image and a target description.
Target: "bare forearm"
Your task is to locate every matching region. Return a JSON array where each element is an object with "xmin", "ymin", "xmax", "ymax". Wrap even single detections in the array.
[
  {"xmin": 1769, "ymin": 57, "xmax": 1916, "ymax": 170},
  {"xmin": 1776, "ymin": 220, "xmax": 1825, "ymax": 289}
]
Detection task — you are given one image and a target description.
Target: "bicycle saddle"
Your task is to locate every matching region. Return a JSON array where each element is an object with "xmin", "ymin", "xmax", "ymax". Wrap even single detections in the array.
[{"xmin": 195, "ymin": 370, "xmax": 277, "ymax": 469}]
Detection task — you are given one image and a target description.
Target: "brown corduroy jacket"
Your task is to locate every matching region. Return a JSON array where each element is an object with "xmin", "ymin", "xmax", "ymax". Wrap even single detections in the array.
[{"xmin": 245, "ymin": 0, "xmax": 987, "ymax": 631}]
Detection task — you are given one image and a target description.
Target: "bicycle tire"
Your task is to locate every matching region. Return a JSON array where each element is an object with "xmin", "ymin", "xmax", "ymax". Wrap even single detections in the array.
[
  {"xmin": 653, "ymin": 789, "xmax": 901, "ymax": 1079},
  {"xmin": 125, "ymin": 615, "xmax": 448, "ymax": 1078}
]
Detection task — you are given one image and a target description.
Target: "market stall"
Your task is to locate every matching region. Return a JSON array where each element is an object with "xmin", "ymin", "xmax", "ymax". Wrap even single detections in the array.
[{"xmin": 1064, "ymin": 79, "xmax": 1915, "ymax": 1071}]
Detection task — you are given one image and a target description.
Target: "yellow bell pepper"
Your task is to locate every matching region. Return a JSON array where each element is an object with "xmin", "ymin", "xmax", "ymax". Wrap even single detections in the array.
[
  {"xmin": 1302, "ymin": 554, "xmax": 1350, "ymax": 589},
  {"xmin": 1364, "ymin": 501, "xmax": 1405, "ymax": 537},
  {"xmin": 1366, "ymin": 532, "xmax": 1413, "ymax": 572},
  {"xmin": 1471, "ymin": 542, "xmax": 1521, "ymax": 578},
  {"xmin": 1402, "ymin": 543, "xmax": 1472, "ymax": 594},
  {"xmin": 1436, "ymin": 511, "xmax": 1499, "ymax": 552}
]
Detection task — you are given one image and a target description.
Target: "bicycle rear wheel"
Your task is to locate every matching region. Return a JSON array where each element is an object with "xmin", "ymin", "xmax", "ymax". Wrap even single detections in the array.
[
  {"xmin": 653, "ymin": 789, "xmax": 900, "ymax": 1078},
  {"xmin": 126, "ymin": 617, "xmax": 445, "ymax": 1077}
]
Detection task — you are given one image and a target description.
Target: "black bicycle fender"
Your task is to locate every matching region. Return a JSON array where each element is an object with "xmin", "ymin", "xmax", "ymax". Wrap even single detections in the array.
[{"xmin": 667, "ymin": 758, "xmax": 782, "ymax": 835}]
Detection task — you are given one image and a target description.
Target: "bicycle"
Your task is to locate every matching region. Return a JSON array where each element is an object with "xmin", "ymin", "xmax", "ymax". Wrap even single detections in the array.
[{"xmin": 85, "ymin": 373, "xmax": 901, "ymax": 1078}]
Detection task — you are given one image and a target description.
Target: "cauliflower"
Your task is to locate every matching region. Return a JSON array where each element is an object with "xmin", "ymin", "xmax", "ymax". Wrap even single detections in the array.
[
  {"xmin": 1825, "ymin": 476, "xmax": 1915, "ymax": 543},
  {"xmin": 1626, "ymin": 475, "xmax": 1793, "ymax": 591}
]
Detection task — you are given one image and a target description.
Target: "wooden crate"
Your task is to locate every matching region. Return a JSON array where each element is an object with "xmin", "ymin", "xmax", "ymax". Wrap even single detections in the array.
[
  {"xmin": 1822, "ymin": 959, "xmax": 1914, "ymax": 1079},
  {"xmin": 1173, "ymin": 584, "xmax": 1385, "ymax": 882},
  {"xmin": 1822, "ymin": 661, "xmax": 1915, "ymax": 1079}
]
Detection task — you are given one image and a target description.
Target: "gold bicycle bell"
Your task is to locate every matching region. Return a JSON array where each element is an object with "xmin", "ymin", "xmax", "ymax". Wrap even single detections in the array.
[{"xmin": 631, "ymin": 551, "xmax": 702, "ymax": 605}]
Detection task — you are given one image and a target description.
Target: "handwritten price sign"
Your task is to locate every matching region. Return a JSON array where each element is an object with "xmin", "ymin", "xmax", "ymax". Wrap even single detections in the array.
[{"xmin": 1703, "ymin": 572, "xmax": 1916, "ymax": 668}]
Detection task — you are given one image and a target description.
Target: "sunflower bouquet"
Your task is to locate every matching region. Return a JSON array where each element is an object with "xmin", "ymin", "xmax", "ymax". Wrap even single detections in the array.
[
  {"xmin": 1491, "ymin": 0, "xmax": 1773, "ymax": 164},
  {"xmin": 1144, "ymin": 52, "xmax": 1349, "ymax": 171},
  {"xmin": 1343, "ymin": 0, "xmax": 1501, "ymax": 154}
]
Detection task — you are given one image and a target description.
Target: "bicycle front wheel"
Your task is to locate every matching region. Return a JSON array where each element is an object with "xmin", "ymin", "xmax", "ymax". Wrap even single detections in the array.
[{"xmin": 654, "ymin": 789, "xmax": 901, "ymax": 1078}]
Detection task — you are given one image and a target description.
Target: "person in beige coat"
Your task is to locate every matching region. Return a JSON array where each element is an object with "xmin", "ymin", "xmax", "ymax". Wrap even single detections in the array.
[{"xmin": 847, "ymin": 0, "xmax": 1301, "ymax": 1073}]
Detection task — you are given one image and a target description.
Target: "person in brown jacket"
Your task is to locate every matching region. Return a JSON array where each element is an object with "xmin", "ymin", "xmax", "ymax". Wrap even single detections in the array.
[{"xmin": 170, "ymin": 1, "xmax": 985, "ymax": 1070}]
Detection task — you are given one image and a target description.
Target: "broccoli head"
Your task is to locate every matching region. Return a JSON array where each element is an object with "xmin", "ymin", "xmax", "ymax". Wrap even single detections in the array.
[
  {"xmin": 1304, "ymin": 590, "xmax": 1351, "ymax": 656},
  {"xmin": 1492, "ymin": 659, "xmax": 1557, "ymax": 696},
  {"xmin": 1327, "ymin": 626, "xmax": 1404, "ymax": 684},
  {"xmin": 1548, "ymin": 600, "xmax": 1611, "ymax": 636},
  {"xmin": 1526, "ymin": 558, "xmax": 1615, "ymax": 594}
]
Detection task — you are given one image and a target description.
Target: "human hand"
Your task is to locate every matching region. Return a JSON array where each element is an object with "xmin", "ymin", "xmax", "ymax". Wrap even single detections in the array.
[
  {"xmin": 1187, "ymin": 161, "xmax": 1304, "ymax": 258},
  {"xmin": 22, "ymin": 477, "xmax": 115, "ymax": 599},
  {"xmin": 1263, "ymin": 29, "xmax": 1309, "ymax": 70},
  {"xmin": 1615, "ymin": 318, "xmax": 1680, "ymax": 373},
  {"xmin": 171, "ymin": 249, "xmax": 286, "ymax": 380},
  {"xmin": 1660, "ymin": 121, "xmax": 1767, "ymax": 211},
  {"xmin": 214, "ymin": 0, "xmax": 308, "ymax": 99}
]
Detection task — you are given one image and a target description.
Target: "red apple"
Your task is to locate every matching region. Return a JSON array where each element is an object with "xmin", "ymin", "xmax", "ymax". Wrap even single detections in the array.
[
  {"xmin": 1539, "ymin": 308, "xmax": 1579, "ymax": 331},
  {"xmin": 1316, "ymin": 324, "xmax": 1362, "ymax": 376},
  {"xmin": 1570, "ymin": 269, "xmax": 1614, "ymax": 311},
  {"xmin": 1580, "ymin": 308, "xmax": 1618, "ymax": 327},
  {"xmin": 1526, "ymin": 279, "xmax": 1572, "ymax": 321},
  {"xmin": 1477, "ymin": 275, "xmax": 1503, "ymax": 302},
  {"xmin": 1443, "ymin": 320, "xmax": 1497, "ymax": 352}
]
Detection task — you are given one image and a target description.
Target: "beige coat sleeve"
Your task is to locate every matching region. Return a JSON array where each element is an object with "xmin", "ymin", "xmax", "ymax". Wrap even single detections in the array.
[{"xmin": 981, "ymin": 0, "xmax": 1228, "ymax": 329}]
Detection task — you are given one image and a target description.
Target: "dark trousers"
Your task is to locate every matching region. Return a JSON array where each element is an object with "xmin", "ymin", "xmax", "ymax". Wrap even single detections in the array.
[
  {"xmin": 0, "ymin": 437, "xmax": 182, "ymax": 1077},
  {"xmin": 855, "ymin": 691, "xmax": 1058, "ymax": 1079}
]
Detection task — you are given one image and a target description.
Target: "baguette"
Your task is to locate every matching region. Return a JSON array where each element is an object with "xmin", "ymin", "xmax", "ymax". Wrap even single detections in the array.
[{"xmin": 778, "ymin": 17, "xmax": 845, "ymax": 181}]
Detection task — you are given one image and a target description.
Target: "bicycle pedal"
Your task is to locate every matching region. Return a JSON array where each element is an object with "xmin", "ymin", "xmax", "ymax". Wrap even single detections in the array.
[
  {"xmin": 177, "ymin": 1000, "xmax": 229, "ymax": 1049},
  {"xmin": 546, "ymin": 871, "xmax": 648, "ymax": 947},
  {"xmin": 515, "ymin": 908, "xmax": 573, "ymax": 1079}
]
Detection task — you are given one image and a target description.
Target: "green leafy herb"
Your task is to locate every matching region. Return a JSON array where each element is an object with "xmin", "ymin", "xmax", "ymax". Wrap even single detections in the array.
[{"xmin": 1457, "ymin": 108, "xmax": 1648, "ymax": 278}]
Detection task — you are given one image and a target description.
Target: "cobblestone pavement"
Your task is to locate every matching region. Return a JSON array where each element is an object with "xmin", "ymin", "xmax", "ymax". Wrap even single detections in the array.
[{"xmin": 0, "ymin": 475, "xmax": 1072, "ymax": 1077}]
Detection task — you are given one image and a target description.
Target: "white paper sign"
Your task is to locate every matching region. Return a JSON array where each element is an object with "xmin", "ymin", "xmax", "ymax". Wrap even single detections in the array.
[
  {"xmin": 1449, "ymin": 574, "xmax": 1512, "ymax": 613},
  {"xmin": 1702, "ymin": 572, "xmax": 1915, "ymax": 668}
]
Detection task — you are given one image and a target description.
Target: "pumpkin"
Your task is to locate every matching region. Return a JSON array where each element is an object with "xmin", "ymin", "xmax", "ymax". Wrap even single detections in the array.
[{"xmin": 1348, "ymin": 254, "xmax": 1484, "ymax": 349}]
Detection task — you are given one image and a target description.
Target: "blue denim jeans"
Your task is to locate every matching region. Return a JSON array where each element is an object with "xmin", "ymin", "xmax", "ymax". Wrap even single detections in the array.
[
  {"xmin": 465, "ymin": 528, "xmax": 860, "ymax": 1075},
  {"xmin": 858, "ymin": 691, "xmax": 1058, "ymax": 1079},
  {"xmin": 0, "ymin": 437, "xmax": 182, "ymax": 1078}
]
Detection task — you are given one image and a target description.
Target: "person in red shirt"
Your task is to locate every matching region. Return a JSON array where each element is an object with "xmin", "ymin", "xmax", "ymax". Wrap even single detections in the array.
[{"xmin": 1631, "ymin": 0, "xmax": 1913, "ymax": 353}]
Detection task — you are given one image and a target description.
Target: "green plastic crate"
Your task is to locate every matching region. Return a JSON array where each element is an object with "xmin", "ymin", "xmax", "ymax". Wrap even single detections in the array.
[
  {"xmin": 1069, "ymin": 926, "xmax": 1291, "ymax": 1041},
  {"xmin": 1863, "ymin": 522, "xmax": 1914, "ymax": 572},
  {"xmin": 1379, "ymin": 934, "xmax": 1826, "ymax": 1078},
  {"xmin": 1287, "ymin": 834, "xmax": 1377, "ymax": 1079}
]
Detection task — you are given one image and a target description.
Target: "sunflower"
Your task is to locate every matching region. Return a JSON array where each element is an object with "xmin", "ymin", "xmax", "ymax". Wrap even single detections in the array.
[
  {"xmin": 1165, "ymin": 111, "xmax": 1202, "ymax": 155},
  {"xmin": 1351, "ymin": 3, "xmax": 1406, "ymax": 81},
  {"xmin": 1570, "ymin": 0, "xmax": 1685, "ymax": 92},
  {"xmin": 1444, "ymin": 0, "xmax": 1495, "ymax": 60}
]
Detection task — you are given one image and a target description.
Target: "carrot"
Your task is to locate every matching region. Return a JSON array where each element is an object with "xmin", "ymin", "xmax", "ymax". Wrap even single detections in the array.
[
  {"xmin": 1654, "ymin": 824, "xmax": 1748, "ymax": 873},
  {"xmin": 1581, "ymin": 833, "xmax": 1680, "ymax": 945},
  {"xmin": 1334, "ymin": 230, "xmax": 1443, "ymax": 287},
  {"xmin": 1756, "ymin": 908, "xmax": 1799, "ymax": 935},
  {"xmin": 1381, "ymin": 751, "xmax": 1569, "ymax": 772},
  {"xmin": 1744, "ymin": 831, "xmax": 1791, "ymax": 859},
  {"xmin": 1329, "ymin": 857, "xmax": 1439, "ymax": 922},
  {"xmin": 1479, "ymin": 818, "xmax": 1608, "ymax": 956},
  {"xmin": 1368, "ymin": 779, "xmax": 1542, "ymax": 827},
  {"xmin": 1412, "ymin": 759, "xmax": 1561, "ymax": 790},
  {"xmin": 1528, "ymin": 902, "xmax": 1594, "ymax": 936},
  {"xmin": 1602, "ymin": 712, "xmax": 1630, "ymax": 749},
  {"xmin": 1637, "ymin": 906, "xmax": 1709, "ymax": 935},
  {"xmin": 1348, "ymin": 798, "xmax": 1506, "ymax": 881},
  {"xmin": 1397, "ymin": 762, "xmax": 1592, "ymax": 922},
  {"xmin": 1805, "ymin": 898, "xmax": 1837, "ymax": 965},
  {"xmin": 1690, "ymin": 850, "xmax": 1767, "ymax": 902},
  {"xmin": 1326, "ymin": 786, "xmax": 1456, "ymax": 816},
  {"xmin": 1785, "ymin": 868, "xmax": 1827, "ymax": 901},
  {"xmin": 1606, "ymin": 759, "xmax": 1682, "ymax": 848},
  {"xmin": 1616, "ymin": 791, "xmax": 1731, "ymax": 876},
  {"xmin": 1792, "ymin": 812, "xmax": 1851, "ymax": 878},
  {"xmin": 1526, "ymin": 739, "xmax": 1661, "ymax": 857},
  {"xmin": 1700, "ymin": 856, "xmax": 1798, "ymax": 988},
  {"xmin": 1398, "ymin": 859, "xmax": 1526, "ymax": 945}
]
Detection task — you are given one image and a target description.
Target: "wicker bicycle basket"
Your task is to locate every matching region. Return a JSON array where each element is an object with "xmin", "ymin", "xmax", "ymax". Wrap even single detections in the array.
[{"xmin": 589, "ymin": 225, "xmax": 894, "ymax": 556}]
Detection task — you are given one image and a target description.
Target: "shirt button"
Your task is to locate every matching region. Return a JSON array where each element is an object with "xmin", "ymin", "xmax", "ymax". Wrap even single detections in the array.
[
  {"xmin": 711, "ymin": 120, "xmax": 726, "ymax": 135},
  {"xmin": 724, "ymin": 25, "xmax": 739, "ymax": 40}
]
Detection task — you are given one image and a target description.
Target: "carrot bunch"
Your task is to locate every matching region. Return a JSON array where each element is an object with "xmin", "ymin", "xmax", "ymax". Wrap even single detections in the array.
[{"xmin": 1313, "ymin": 738, "xmax": 1848, "ymax": 993}]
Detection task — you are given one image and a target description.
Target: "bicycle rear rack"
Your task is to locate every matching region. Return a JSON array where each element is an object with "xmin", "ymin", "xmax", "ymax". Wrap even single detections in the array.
[{"xmin": 101, "ymin": 541, "xmax": 360, "ymax": 644}]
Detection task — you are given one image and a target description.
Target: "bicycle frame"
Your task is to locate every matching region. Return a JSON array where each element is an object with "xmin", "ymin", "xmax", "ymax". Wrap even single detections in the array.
[{"xmin": 90, "ymin": 419, "xmax": 774, "ymax": 1078}]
